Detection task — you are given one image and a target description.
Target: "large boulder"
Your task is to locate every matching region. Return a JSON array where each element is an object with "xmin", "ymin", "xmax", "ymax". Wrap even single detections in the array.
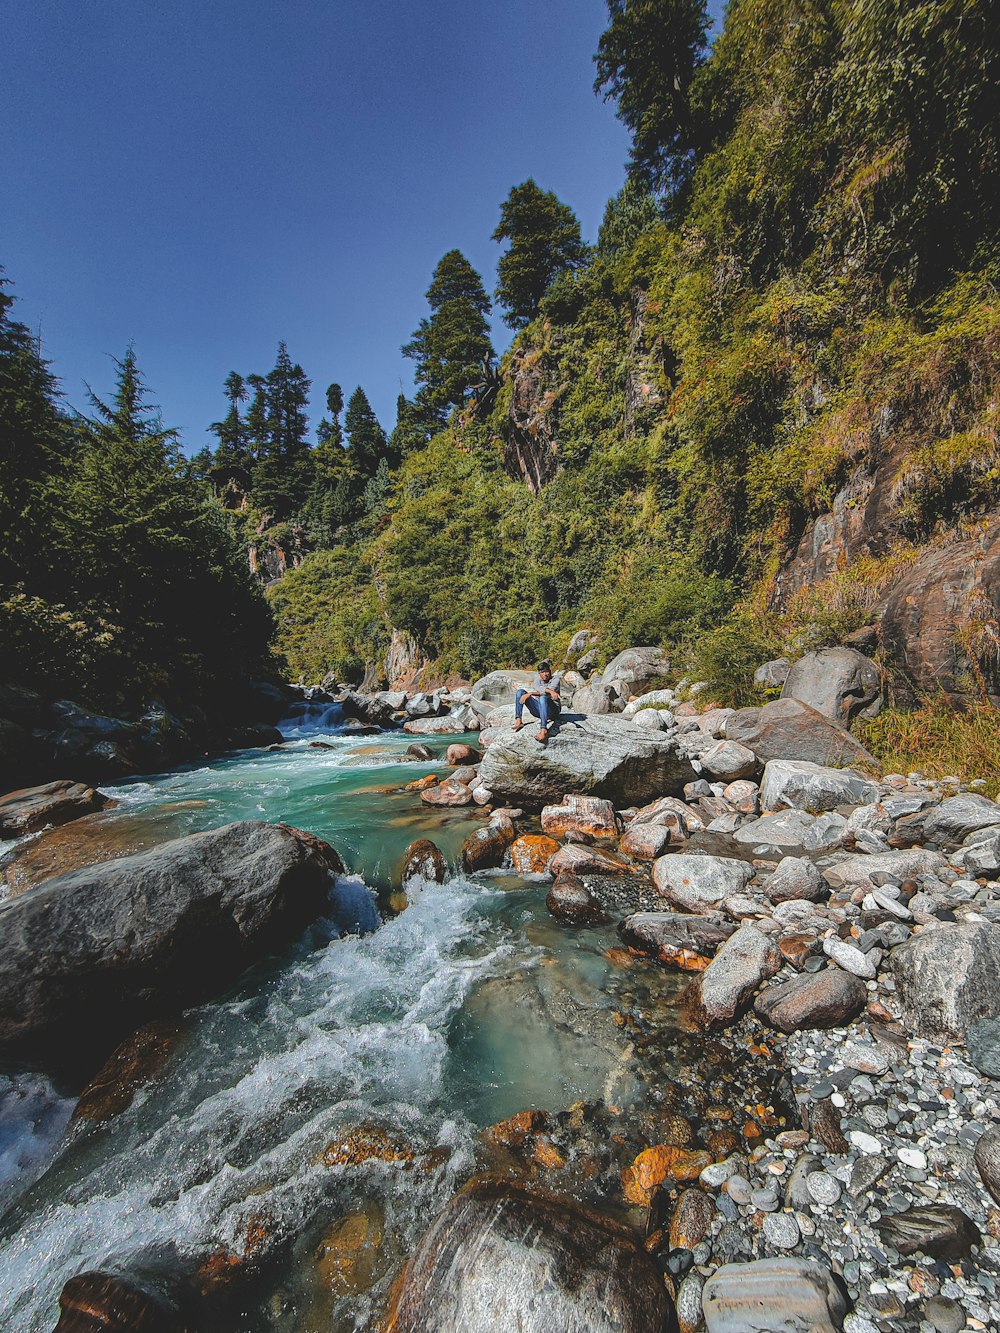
[
  {"xmin": 383, "ymin": 1176, "xmax": 675, "ymax": 1333},
  {"xmin": 781, "ymin": 647, "xmax": 883, "ymax": 725},
  {"xmin": 619, "ymin": 912, "xmax": 735, "ymax": 970},
  {"xmin": 755, "ymin": 970, "xmax": 867, "ymax": 1033},
  {"xmin": 760, "ymin": 759, "xmax": 880, "ymax": 814},
  {"xmin": 923, "ymin": 795, "xmax": 1000, "ymax": 848},
  {"xmin": 651, "ymin": 853, "xmax": 754, "ymax": 912},
  {"xmin": 685, "ymin": 924, "xmax": 782, "ymax": 1027},
  {"xmin": 572, "ymin": 677, "xmax": 627, "ymax": 715},
  {"xmin": 0, "ymin": 820, "xmax": 341, "ymax": 1071},
  {"xmin": 725, "ymin": 698, "xmax": 875, "ymax": 767},
  {"xmin": 702, "ymin": 1257, "xmax": 847, "ymax": 1332},
  {"xmin": 478, "ymin": 715, "xmax": 699, "ymax": 807},
  {"xmin": 601, "ymin": 646, "xmax": 672, "ymax": 695},
  {"xmin": 469, "ymin": 670, "xmax": 535, "ymax": 724},
  {"xmin": 892, "ymin": 921, "xmax": 1000, "ymax": 1038},
  {"xmin": 823, "ymin": 847, "xmax": 947, "ymax": 891},
  {"xmin": 0, "ymin": 780, "xmax": 111, "ymax": 840},
  {"xmin": 402, "ymin": 716, "xmax": 468, "ymax": 735}
]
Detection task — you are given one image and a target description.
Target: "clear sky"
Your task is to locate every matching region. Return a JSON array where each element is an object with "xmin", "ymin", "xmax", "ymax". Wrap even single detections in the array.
[{"xmin": 3, "ymin": 1, "xmax": 720, "ymax": 450}]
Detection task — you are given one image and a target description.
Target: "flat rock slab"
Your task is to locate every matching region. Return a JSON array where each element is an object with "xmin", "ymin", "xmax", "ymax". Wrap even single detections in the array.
[
  {"xmin": 620, "ymin": 912, "xmax": 735, "ymax": 970},
  {"xmin": 824, "ymin": 848, "xmax": 947, "ymax": 891},
  {"xmin": 384, "ymin": 1176, "xmax": 674, "ymax": 1333},
  {"xmin": 725, "ymin": 698, "xmax": 875, "ymax": 767},
  {"xmin": 0, "ymin": 820, "xmax": 341, "ymax": 1073},
  {"xmin": 403, "ymin": 717, "xmax": 467, "ymax": 735},
  {"xmin": 877, "ymin": 1204, "xmax": 982, "ymax": 1261},
  {"xmin": 892, "ymin": 920, "xmax": 1000, "ymax": 1038},
  {"xmin": 0, "ymin": 780, "xmax": 112, "ymax": 839},
  {"xmin": 478, "ymin": 715, "xmax": 698, "ymax": 807},
  {"xmin": 760, "ymin": 759, "xmax": 880, "ymax": 814},
  {"xmin": 923, "ymin": 794, "xmax": 1000, "ymax": 847},
  {"xmin": 702, "ymin": 1256, "xmax": 847, "ymax": 1332}
]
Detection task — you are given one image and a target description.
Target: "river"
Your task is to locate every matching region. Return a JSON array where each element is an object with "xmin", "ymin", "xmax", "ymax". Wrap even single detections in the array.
[{"xmin": 0, "ymin": 702, "xmax": 698, "ymax": 1330}]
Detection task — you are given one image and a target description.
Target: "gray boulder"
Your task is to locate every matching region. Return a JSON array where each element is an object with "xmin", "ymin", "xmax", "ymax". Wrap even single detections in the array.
[
  {"xmin": 385, "ymin": 1176, "xmax": 674, "ymax": 1333},
  {"xmin": 755, "ymin": 970, "xmax": 867, "ymax": 1032},
  {"xmin": 572, "ymin": 676, "xmax": 627, "ymax": 715},
  {"xmin": 619, "ymin": 912, "xmax": 735, "ymax": 969},
  {"xmin": 754, "ymin": 658, "xmax": 791, "ymax": 689},
  {"xmin": 726, "ymin": 698, "xmax": 875, "ymax": 767},
  {"xmin": 760, "ymin": 759, "xmax": 880, "ymax": 814},
  {"xmin": 686, "ymin": 923, "xmax": 782, "ymax": 1027},
  {"xmin": 402, "ymin": 716, "xmax": 468, "ymax": 735},
  {"xmin": 652, "ymin": 853, "xmax": 754, "ymax": 912},
  {"xmin": 0, "ymin": 820, "xmax": 341, "ymax": 1071},
  {"xmin": 960, "ymin": 828, "xmax": 1000, "ymax": 876},
  {"xmin": 478, "ymin": 715, "xmax": 699, "ymax": 806},
  {"xmin": 823, "ymin": 848, "xmax": 947, "ymax": 891},
  {"xmin": 469, "ymin": 670, "xmax": 535, "ymax": 724},
  {"xmin": 703, "ymin": 1257, "xmax": 847, "ymax": 1332},
  {"xmin": 764, "ymin": 856, "xmax": 826, "ymax": 903},
  {"xmin": 601, "ymin": 646, "xmax": 672, "ymax": 694},
  {"xmin": 734, "ymin": 809, "xmax": 846, "ymax": 853},
  {"xmin": 700, "ymin": 740, "xmax": 758, "ymax": 782},
  {"xmin": 892, "ymin": 921, "xmax": 1000, "ymax": 1038},
  {"xmin": 781, "ymin": 647, "xmax": 883, "ymax": 725},
  {"xmin": 923, "ymin": 795, "xmax": 1000, "ymax": 848}
]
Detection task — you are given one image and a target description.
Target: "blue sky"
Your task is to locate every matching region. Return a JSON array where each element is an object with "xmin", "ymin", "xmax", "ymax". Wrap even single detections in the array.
[{"xmin": 3, "ymin": 1, "xmax": 721, "ymax": 449}]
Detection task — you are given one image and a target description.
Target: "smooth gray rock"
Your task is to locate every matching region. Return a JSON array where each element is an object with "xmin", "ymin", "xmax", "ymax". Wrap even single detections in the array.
[
  {"xmin": 601, "ymin": 646, "xmax": 672, "ymax": 693},
  {"xmin": 781, "ymin": 647, "xmax": 883, "ymax": 725},
  {"xmin": 725, "ymin": 698, "xmax": 875, "ymax": 767},
  {"xmin": 701, "ymin": 740, "xmax": 758, "ymax": 782},
  {"xmin": 686, "ymin": 924, "xmax": 782, "ymax": 1027},
  {"xmin": 733, "ymin": 809, "xmax": 845, "ymax": 852},
  {"xmin": 478, "ymin": 715, "xmax": 699, "ymax": 807},
  {"xmin": 0, "ymin": 821, "xmax": 341, "ymax": 1071},
  {"xmin": 760, "ymin": 759, "xmax": 880, "ymax": 814},
  {"xmin": 961, "ymin": 828, "xmax": 1000, "ymax": 876},
  {"xmin": 923, "ymin": 795, "xmax": 1000, "ymax": 848},
  {"xmin": 755, "ymin": 969, "xmax": 867, "ymax": 1032},
  {"xmin": 754, "ymin": 658, "xmax": 790, "ymax": 689},
  {"xmin": 0, "ymin": 780, "xmax": 111, "ymax": 839},
  {"xmin": 967, "ymin": 1016, "xmax": 1000, "ymax": 1079},
  {"xmin": 974, "ymin": 1124, "xmax": 1000, "ymax": 1203},
  {"xmin": 892, "ymin": 921, "xmax": 1000, "ymax": 1038},
  {"xmin": 572, "ymin": 677, "xmax": 627, "ymax": 715},
  {"xmin": 652, "ymin": 853, "xmax": 754, "ymax": 911},
  {"xmin": 385, "ymin": 1177, "xmax": 674, "ymax": 1333},
  {"xmin": 764, "ymin": 856, "xmax": 826, "ymax": 903},
  {"xmin": 823, "ymin": 848, "xmax": 947, "ymax": 891},
  {"xmin": 469, "ymin": 669, "xmax": 535, "ymax": 723},
  {"xmin": 703, "ymin": 1257, "xmax": 847, "ymax": 1332},
  {"xmin": 877, "ymin": 1204, "xmax": 981, "ymax": 1261}
]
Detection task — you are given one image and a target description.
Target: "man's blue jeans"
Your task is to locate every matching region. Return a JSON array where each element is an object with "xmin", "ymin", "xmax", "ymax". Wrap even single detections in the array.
[{"xmin": 515, "ymin": 689, "xmax": 561, "ymax": 730}]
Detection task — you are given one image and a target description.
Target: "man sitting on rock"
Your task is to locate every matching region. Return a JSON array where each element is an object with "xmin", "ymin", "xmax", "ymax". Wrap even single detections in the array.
[{"xmin": 512, "ymin": 661, "xmax": 562, "ymax": 744}]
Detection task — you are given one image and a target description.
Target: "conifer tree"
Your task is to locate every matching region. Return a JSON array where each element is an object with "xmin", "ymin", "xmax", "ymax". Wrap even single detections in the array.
[
  {"xmin": 316, "ymin": 382, "xmax": 344, "ymax": 448},
  {"xmin": 344, "ymin": 386, "xmax": 388, "ymax": 476},
  {"xmin": 209, "ymin": 371, "xmax": 250, "ymax": 467},
  {"xmin": 251, "ymin": 343, "xmax": 312, "ymax": 518},
  {"xmin": 492, "ymin": 182, "xmax": 589, "ymax": 329},
  {"xmin": 402, "ymin": 250, "xmax": 493, "ymax": 423}
]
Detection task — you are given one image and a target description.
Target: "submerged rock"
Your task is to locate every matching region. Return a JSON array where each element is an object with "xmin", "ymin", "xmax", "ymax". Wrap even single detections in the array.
[
  {"xmin": 478, "ymin": 715, "xmax": 698, "ymax": 807},
  {"xmin": 73, "ymin": 1020, "xmax": 184, "ymax": 1124},
  {"xmin": 384, "ymin": 1176, "xmax": 674, "ymax": 1333},
  {"xmin": 702, "ymin": 1256, "xmax": 847, "ymax": 1332},
  {"xmin": 53, "ymin": 1270, "xmax": 187, "ymax": 1333},
  {"xmin": 0, "ymin": 820, "xmax": 341, "ymax": 1072},
  {"xmin": 619, "ymin": 911, "xmax": 735, "ymax": 970},
  {"xmin": 0, "ymin": 779, "xmax": 111, "ymax": 839},
  {"xmin": 546, "ymin": 873, "xmax": 607, "ymax": 924}
]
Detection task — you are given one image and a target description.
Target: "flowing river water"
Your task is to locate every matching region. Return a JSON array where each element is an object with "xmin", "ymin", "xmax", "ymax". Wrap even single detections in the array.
[{"xmin": 0, "ymin": 702, "xmax": 725, "ymax": 1330}]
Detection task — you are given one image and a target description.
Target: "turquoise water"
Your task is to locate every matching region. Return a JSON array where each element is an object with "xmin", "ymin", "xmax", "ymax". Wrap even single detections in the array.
[{"xmin": 0, "ymin": 718, "xmax": 678, "ymax": 1331}]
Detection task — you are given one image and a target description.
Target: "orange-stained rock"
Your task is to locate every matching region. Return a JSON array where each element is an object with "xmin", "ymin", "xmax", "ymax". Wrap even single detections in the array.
[
  {"xmin": 777, "ymin": 931, "xmax": 816, "ymax": 971},
  {"xmin": 322, "ymin": 1125, "xmax": 415, "ymax": 1168},
  {"xmin": 461, "ymin": 814, "xmax": 516, "ymax": 871},
  {"xmin": 315, "ymin": 1206, "xmax": 386, "ymax": 1297},
  {"xmin": 446, "ymin": 744, "xmax": 481, "ymax": 766},
  {"xmin": 604, "ymin": 947, "xmax": 635, "ymax": 969},
  {"xmin": 541, "ymin": 794, "xmax": 618, "ymax": 844},
  {"xmin": 705, "ymin": 1128, "xmax": 741, "ymax": 1157},
  {"xmin": 654, "ymin": 1114, "xmax": 695, "ymax": 1148},
  {"xmin": 73, "ymin": 1019, "xmax": 183, "ymax": 1123},
  {"xmin": 509, "ymin": 834, "xmax": 560, "ymax": 875},
  {"xmin": 404, "ymin": 775, "xmax": 438, "ymax": 792},
  {"xmin": 622, "ymin": 1146, "xmax": 713, "ymax": 1205},
  {"xmin": 483, "ymin": 1108, "xmax": 551, "ymax": 1149},
  {"xmin": 533, "ymin": 1137, "xmax": 567, "ymax": 1170},
  {"xmin": 420, "ymin": 779, "xmax": 472, "ymax": 807},
  {"xmin": 550, "ymin": 843, "xmax": 630, "ymax": 876},
  {"xmin": 669, "ymin": 1188, "xmax": 714, "ymax": 1250},
  {"xmin": 54, "ymin": 1271, "xmax": 184, "ymax": 1332},
  {"xmin": 195, "ymin": 1211, "xmax": 273, "ymax": 1293}
]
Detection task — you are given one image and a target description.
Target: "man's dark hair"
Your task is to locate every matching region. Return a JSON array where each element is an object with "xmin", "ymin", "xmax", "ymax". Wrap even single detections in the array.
[{"xmin": 537, "ymin": 660, "xmax": 552, "ymax": 673}]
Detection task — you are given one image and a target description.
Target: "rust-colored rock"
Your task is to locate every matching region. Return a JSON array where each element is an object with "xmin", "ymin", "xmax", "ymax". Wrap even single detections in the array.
[
  {"xmin": 807, "ymin": 1098, "xmax": 849, "ymax": 1154},
  {"xmin": 484, "ymin": 1108, "xmax": 551, "ymax": 1149},
  {"xmin": 53, "ymin": 1271, "xmax": 184, "ymax": 1333},
  {"xmin": 546, "ymin": 872, "xmax": 606, "ymax": 924},
  {"xmin": 669, "ymin": 1188, "xmax": 714, "ymax": 1250},
  {"xmin": 509, "ymin": 834, "xmax": 560, "ymax": 875},
  {"xmin": 777, "ymin": 931, "xmax": 817, "ymax": 971},
  {"xmin": 541, "ymin": 794, "xmax": 618, "ymax": 843},
  {"xmin": 550, "ymin": 842, "xmax": 630, "ymax": 876},
  {"xmin": 622, "ymin": 1146, "xmax": 713, "ymax": 1205},
  {"xmin": 420, "ymin": 779, "xmax": 472, "ymax": 807},
  {"xmin": 446, "ymin": 743, "xmax": 481, "ymax": 766},
  {"xmin": 620, "ymin": 912, "xmax": 734, "ymax": 972},
  {"xmin": 73, "ymin": 1020, "xmax": 183, "ymax": 1123},
  {"xmin": 322, "ymin": 1124, "xmax": 415, "ymax": 1168},
  {"xmin": 460, "ymin": 815, "xmax": 516, "ymax": 871},
  {"xmin": 0, "ymin": 780, "xmax": 111, "ymax": 840},
  {"xmin": 533, "ymin": 1136, "xmax": 567, "ymax": 1169},
  {"xmin": 404, "ymin": 775, "xmax": 438, "ymax": 792},
  {"xmin": 315, "ymin": 1206, "xmax": 386, "ymax": 1297},
  {"xmin": 399, "ymin": 839, "xmax": 447, "ymax": 887}
]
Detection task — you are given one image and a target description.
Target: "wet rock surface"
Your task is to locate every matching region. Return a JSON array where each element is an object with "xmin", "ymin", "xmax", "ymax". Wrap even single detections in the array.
[{"xmin": 0, "ymin": 779, "xmax": 112, "ymax": 839}]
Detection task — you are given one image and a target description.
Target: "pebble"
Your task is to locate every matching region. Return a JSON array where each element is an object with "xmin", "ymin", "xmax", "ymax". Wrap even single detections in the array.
[
  {"xmin": 851, "ymin": 1130, "xmax": 885, "ymax": 1155},
  {"xmin": 751, "ymin": 1186, "xmax": 780, "ymax": 1212},
  {"xmin": 806, "ymin": 1171, "xmax": 843, "ymax": 1206},
  {"xmin": 762, "ymin": 1211, "xmax": 800, "ymax": 1248},
  {"xmin": 700, "ymin": 1160, "xmax": 737, "ymax": 1188},
  {"xmin": 823, "ymin": 936, "xmax": 878, "ymax": 978},
  {"xmin": 843, "ymin": 1317, "xmax": 879, "ymax": 1333},
  {"xmin": 898, "ymin": 1146, "xmax": 928, "ymax": 1170},
  {"xmin": 923, "ymin": 1295, "xmax": 966, "ymax": 1332},
  {"xmin": 841, "ymin": 1041, "xmax": 890, "ymax": 1075},
  {"xmin": 725, "ymin": 1175, "xmax": 752, "ymax": 1205}
]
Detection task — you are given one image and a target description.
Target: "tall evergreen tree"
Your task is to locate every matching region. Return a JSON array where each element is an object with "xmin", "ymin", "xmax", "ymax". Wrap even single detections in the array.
[
  {"xmin": 209, "ymin": 371, "xmax": 250, "ymax": 467},
  {"xmin": 402, "ymin": 250, "xmax": 494, "ymax": 423},
  {"xmin": 594, "ymin": 0, "xmax": 710, "ymax": 194},
  {"xmin": 316, "ymin": 382, "xmax": 344, "ymax": 448},
  {"xmin": 344, "ymin": 386, "xmax": 389, "ymax": 476},
  {"xmin": 251, "ymin": 343, "xmax": 312, "ymax": 518},
  {"xmin": 388, "ymin": 393, "xmax": 429, "ymax": 464},
  {"xmin": 492, "ymin": 182, "xmax": 589, "ymax": 329}
]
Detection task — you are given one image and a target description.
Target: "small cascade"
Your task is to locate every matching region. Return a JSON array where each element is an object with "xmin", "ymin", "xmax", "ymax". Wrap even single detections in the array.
[{"xmin": 278, "ymin": 697, "xmax": 347, "ymax": 739}]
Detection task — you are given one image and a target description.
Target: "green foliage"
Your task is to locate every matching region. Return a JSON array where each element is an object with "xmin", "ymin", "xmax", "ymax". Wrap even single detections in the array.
[{"xmin": 493, "ymin": 181, "xmax": 590, "ymax": 329}]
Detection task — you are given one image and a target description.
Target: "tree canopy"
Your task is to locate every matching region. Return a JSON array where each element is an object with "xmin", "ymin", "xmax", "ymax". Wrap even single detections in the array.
[{"xmin": 492, "ymin": 181, "xmax": 589, "ymax": 329}]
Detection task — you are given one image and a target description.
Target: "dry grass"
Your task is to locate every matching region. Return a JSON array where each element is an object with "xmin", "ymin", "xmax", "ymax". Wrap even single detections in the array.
[{"xmin": 858, "ymin": 697, "xmax": 1000, "ymax": 794}]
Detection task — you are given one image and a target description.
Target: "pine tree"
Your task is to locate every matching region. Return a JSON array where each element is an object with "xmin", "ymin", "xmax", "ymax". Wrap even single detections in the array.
[
  {"xmin": 344, "ymin": 386, "xmax": 388, "ymax": 476},
  {"xmin": 316, "ymin": 382, "xmax": 344, "ymax": 448},
  {"xmin": 492, "ymin": 182, "xmax": 589, "ymax": 329},
  {"xmin": 251, "ymin": 343, "xmax": 313, "ymax": 519},
  {"xmin": 209, "ymin": 371, "xmax": 250, "ymax": 467},
  {"xmin": 402, "ymin": 250, "xmax": 494, "ymax": 423},
  {"xmin": 388, "ymin": 393, "xmax": 429, "ymax": 464}
]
